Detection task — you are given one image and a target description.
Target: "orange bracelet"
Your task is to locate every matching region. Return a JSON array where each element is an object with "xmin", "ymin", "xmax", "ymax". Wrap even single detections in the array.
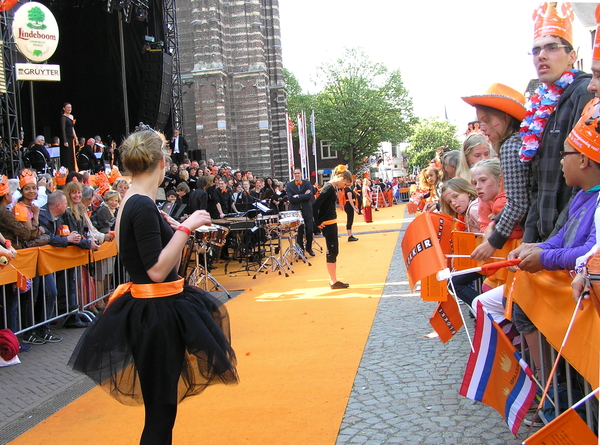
[{"xmin": 176, "ymin": 225, "xmax": 191, "ymax": 237}]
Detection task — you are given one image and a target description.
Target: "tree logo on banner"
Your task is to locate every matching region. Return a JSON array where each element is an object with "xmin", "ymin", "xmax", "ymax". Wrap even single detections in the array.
[{"xmin": 12, "ymin": 2, "xmax": 59, "ymax": 62}]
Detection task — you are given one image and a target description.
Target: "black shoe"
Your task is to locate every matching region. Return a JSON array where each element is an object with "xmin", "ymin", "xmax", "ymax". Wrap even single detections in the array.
[
  {"xmin": 208, "ymin": 264, "xmax": 217, "ymax": 270},
  {"xmin": 330, "ymin": 281, "xmax": 349, "ymax": 289},
  {"xmin": 348, "ymin": 236, "xmax": 359, "ymax": 242},
  {"xmin": 306, "ymin": 250, "xmax": 316, "ymax": 257}
]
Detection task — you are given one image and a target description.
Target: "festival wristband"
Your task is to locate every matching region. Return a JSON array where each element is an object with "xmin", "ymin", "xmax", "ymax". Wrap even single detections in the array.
[{"xmin": 176, "ymin": 225, "xmax": 191, "ymax": 237}]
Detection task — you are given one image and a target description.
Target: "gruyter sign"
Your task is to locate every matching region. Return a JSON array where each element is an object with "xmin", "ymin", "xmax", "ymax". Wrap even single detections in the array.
[{"xmin": 12, "ymin": 2, "xmax": 59, "ymax": 62}]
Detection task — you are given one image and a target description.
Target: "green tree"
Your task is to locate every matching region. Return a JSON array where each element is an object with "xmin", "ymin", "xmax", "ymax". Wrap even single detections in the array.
[
  {"xmin": 284, "ymin": 68, "xmax": 315, "ymax": 122},
  {"xmin": 404, "ymin": 118, "xmax": 461, "ymax": 171},
  {"xmin": 313, "ymin": 48, "xmax": 417, "ymax": 173},
  {"xmin": 28, "ymin": 7, "xmax": 46, "ymax": 29}
]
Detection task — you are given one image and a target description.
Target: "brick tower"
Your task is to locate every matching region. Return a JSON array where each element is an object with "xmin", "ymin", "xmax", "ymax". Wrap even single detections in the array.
[{"xmin": 177, "ymin": 0, "xmax": 288, "ymax": 179}]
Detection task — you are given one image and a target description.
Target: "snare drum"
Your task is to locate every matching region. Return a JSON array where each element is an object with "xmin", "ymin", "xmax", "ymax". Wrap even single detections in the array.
[
  {"xmin": 195, "ymin": 225, "xmax": 218, "ymax": 246},
  {"xmin": 211, "ymin": 224, "xmax": 229, "ymax": 247},
  {"xmin": 279, "ymin": 217, "xmax": 301, "ymax": 231},
  {"xmin": 256, "ymin": 214, "xmax": 279, "ymax": 228}
]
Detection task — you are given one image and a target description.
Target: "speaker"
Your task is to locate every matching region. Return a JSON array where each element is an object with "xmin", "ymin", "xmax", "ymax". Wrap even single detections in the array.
[{"xmin": 138, "ymin": 51, "xmax": 173, "ymax": 132}]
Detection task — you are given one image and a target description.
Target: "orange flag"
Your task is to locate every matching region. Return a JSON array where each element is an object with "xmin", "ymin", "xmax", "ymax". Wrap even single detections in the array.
[
  {"xmin": 16, "ymin": 271, "xmax": 27, "ymax": 292},
  {"xmin": 452, "ymin": 231, "xmax": 478, "ymax": 270},
  {"xmin": 421, "ymin": 273, "xmax": 448, "ymax": 302},
  {"xmin": 401, "ymin": 212, "xmax": 454, "ymax": 291},
  {"xmin": 429, "ymin": 297, "xmax": 463, "ymax": 343},
  {"xmin": 522, "ymin": 406, "xmax": 597, "ymax": 445},
  {"xmin": 511, "ymin": 270, "xmax": 600, "ymax": 388}
]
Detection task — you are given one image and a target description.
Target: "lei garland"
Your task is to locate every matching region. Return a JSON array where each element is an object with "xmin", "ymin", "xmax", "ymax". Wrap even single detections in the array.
[{"xmin": 519, "ymin": 70, "xmax": 578, "ymax": 162}]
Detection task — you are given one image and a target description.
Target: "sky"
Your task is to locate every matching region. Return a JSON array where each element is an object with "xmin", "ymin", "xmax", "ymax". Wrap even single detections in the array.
[{"xmin": 278, "ymin": 1, "xmax": 596, "ymax": 133}]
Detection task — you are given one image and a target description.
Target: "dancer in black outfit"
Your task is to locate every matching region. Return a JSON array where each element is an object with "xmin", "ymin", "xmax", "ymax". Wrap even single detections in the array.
[
  {"xmin": 313, "ymin": 165, "xmax": 353, "ymax": 289},
  {"xmin": 343, "ymin": 184, "xmax": 359, "ymax": 242},
  {"xmin": 69, "ymin": 128, "xmax": 238, "ymax": 445},
  {"xmin": 60, "ymin": 103, "xmax": 77, "ymax": 172}
]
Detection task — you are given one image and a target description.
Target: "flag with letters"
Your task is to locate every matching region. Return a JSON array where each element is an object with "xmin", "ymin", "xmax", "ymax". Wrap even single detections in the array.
[
  {"xmin": 460, "ymin": 302, "xmax": 536, "ymax": 436},
  {"xmin": 401, "ymin": 212, "xmax": 453, "ymax": 291},
  {"xmin": 429, "ymin": 297, "xmax": 463, "ymax": 343},
  {"xmin": 522, "ymin": 405, "xmax": 597, "ymax": 445}
]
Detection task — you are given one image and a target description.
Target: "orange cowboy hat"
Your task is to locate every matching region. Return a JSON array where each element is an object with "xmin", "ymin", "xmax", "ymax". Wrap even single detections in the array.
[{"xmin": 461, "ymin": 83, "xmax": 527, "ymax": 122}]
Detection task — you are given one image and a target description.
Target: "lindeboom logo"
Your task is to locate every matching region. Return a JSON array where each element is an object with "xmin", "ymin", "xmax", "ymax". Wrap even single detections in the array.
[
  {"xmin": 405, "ymin": 237, "xmax": 434, "ymax": 268},
  {"xmin": 12, "ymin": 2, "xmax": 59, "ymax": 62}
]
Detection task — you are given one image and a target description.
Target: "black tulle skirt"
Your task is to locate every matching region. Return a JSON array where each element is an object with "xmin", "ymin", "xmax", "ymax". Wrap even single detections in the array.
[{"xmin": 68, "ymin": 285, "xmax": 238, "ymax": 406}]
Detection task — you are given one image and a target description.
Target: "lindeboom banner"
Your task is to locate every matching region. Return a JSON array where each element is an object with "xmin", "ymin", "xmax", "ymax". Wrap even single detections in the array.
[{"xmin": 12, "ymin": 2, "xmax": 59, "ymax": 63}]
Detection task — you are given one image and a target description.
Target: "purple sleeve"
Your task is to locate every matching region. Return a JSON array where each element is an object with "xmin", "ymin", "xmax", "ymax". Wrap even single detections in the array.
[{"xmin": 540, "ymin": 225, "xmax": 597, "ymax": 270}]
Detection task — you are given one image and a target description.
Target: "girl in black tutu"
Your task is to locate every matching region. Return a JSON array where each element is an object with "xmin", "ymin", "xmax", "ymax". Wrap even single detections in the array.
[{"xmin": 69, "ymin": 128, "xmax": 238, "ymax": 444}]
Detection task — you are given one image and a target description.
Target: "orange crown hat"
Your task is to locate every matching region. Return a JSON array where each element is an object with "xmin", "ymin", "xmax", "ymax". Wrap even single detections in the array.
[
  {"xmin": 0, "ymin": 175, "xmax": 9, "ymax": 196},
  {"xmin": 19, "ymin": 169, "xmax": 37, "ymax": 189},
  {"xmin": 566, "ymin": 99, "xmax": 600, "ymax": 163},
  {"xmin": 94, "ymin": 171, "xmax": 111, "ymax": 195},
  {"xmin": 107, "ymin": 166, "xmax": 120, "ymax": 184},
  {"xmin": 594, "ymin": 4, "xmax": 600, "ymax": 61},
  {"xmin": 461, "ymin": 83, "xmax": 527, "ymax": 122},
  {"xmin": 533, "ymin": 2, "xmax": 574, "ymax": 45}
]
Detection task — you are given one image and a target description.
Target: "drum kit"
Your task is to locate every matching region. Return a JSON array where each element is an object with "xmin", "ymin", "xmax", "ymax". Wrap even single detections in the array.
[{"xmin": 180, "ymin": 209, "xmax": 317, "ymax": 291}]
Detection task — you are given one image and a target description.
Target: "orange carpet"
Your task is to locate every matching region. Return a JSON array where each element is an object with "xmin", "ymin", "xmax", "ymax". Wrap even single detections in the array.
[{"xmin": 10, "ymin": 205, "xmax": 406, "ymax": 445}]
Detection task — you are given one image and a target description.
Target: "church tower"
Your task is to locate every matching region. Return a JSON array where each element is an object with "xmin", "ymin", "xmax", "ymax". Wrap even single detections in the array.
[{"xmin": 177, "ymin": 0, "xmax": 288, "ymax": 179}]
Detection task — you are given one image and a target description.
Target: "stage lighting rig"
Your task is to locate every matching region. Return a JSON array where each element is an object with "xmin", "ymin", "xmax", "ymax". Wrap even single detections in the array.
[{"xmin": 106, "ymin": 0, "xmax": 148, "ymax": 23}]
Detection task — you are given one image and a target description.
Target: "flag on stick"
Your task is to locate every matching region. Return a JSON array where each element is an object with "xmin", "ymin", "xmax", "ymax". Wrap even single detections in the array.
[
  {"xmin": 429, "ymin": 297, "xmax": 463, "ymax": 343},
  {"xmin": 521, "ymin": 388, "xmax": 599, "ymax": 445},
  {"xmin": 460, "ymin": 302, "xmax": 536, "ymax": 436},
  {"xmin": 286, "ymin": 113, "xmax": 295, "ymax": 180},
  {"xmin": 298, "ymin": 111, "xmax": 308, "ymax": 178},
  {"xmin": 401, "ymin": 212, "xmax": 454, "ymax": 291}
]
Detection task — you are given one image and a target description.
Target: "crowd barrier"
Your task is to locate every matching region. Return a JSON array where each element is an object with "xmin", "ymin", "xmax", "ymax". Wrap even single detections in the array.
[{"xmin": 0, "ymin": 241, "xmax": 122, "ymax": 335}]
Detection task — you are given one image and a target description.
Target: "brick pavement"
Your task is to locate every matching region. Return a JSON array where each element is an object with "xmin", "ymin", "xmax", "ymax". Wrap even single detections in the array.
[
  {"xmin": 335, "ymin": 210, "xmax": 523, "ymax": 445},
  {"xmin": 0, "ymin": 208, "xmax": 530, "ymax": 444}
]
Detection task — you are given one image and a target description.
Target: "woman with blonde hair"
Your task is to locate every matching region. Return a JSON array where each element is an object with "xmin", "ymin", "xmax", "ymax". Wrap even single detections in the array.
[
  {"xmin": 313, "ymin": 165, "xmax": 353, "ymax": 289},
  {"xmin": 69, "ymin": 127, "xmax": 237, "ymax": 444},
  {"xmin": 455, "ymin": 133, "xmax": 494, "ymax": 183}
]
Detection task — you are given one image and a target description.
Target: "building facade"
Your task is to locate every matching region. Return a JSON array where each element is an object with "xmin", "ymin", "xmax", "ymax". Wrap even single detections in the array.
[{"xmin": 177, "ymin": 0, "xmax": 288, "ymax": 179}]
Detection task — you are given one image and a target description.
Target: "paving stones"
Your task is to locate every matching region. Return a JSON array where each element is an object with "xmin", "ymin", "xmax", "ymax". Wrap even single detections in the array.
[{"xmin": 336, "ymin": 210, "xmax": 523, "ymax": 445}]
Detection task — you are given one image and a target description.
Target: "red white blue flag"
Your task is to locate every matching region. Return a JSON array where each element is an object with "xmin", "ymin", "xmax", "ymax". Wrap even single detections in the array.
[{"xmin": 460, "ymin": 302, "xmax": 536, "ymax": 436}]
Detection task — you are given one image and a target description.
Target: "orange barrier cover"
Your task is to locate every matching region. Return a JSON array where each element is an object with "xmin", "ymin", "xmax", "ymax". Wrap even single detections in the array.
[
  {"xmin": 92, "ymin": 240, "xmax": 118, "ymax": 262},
  {"xmin": 510, "ymin": 269, "xmax": 600, "ymax": 388},
  {"xmin": 37, "ymin": 245, "xmax": 89, "ymax": 275},
  {"xmin": 0, "ymin": 248, "xmax": 39, "ymax": 285}
]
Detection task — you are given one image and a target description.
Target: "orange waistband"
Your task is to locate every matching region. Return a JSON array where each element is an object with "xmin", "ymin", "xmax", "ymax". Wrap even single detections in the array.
[
  {"xmin": 321, "ymin": 219, "xmax": 337, "ymax": 226},
  {"xmin": 106, "ymin": 278, "xmax": 185, "ymax": 309}
]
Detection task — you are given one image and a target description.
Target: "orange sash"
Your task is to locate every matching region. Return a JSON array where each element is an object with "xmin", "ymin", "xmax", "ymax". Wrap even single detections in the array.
[{"xmin": 106, "ymin": 278, "xmax": 185, "ymax": 309}]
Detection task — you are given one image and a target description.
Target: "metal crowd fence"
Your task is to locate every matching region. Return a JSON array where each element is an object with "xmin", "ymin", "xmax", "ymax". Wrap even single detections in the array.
[{"xmin": 0, "ymin": 242, "xmax": 126, "ymax": 336}]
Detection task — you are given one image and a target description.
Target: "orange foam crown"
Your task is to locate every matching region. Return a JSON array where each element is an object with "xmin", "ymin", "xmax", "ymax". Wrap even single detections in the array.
[
  {"xmin": 567, "ymin": 99, "xmax": 600, "ymax": 163},
  {"xmin": 533, "ymin": 2, "xmax": 574, "ymax": 44},
  {"xmin": 19, "ymin": 168, "xmax": 37, "ymax": 188},
  {"xmin": 594, "ymin": 3, "xmax": 600, "ymax": 61}
]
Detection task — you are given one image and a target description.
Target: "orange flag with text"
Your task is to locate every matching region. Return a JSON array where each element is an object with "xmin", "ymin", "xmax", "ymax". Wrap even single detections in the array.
[
  {"xmin": 429, "ymin": 297, "xmax": 463, "ymax": 343},
  {"xmin": 522, "ymin": 406, "xmax": 597, "ymax": 445},
  {"xmin": 401, "ymin": 212, "xmax": 454, "ymax": 291}
]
